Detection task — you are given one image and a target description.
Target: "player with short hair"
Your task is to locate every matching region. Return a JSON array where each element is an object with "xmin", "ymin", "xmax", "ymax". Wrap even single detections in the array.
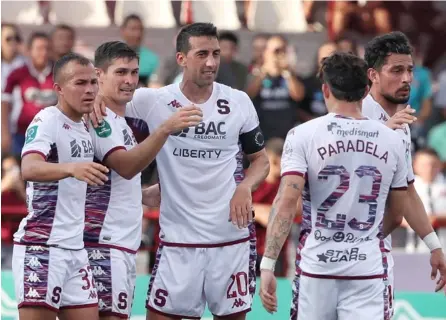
[
  {"xmin": 85, "ymin": 41, "xmax": 202, "ymax": 320},
  {"xmin": 91, "ymin": 22, "xmax": 270, "ymax": 320},
  {"xmin": 12, "ymin": 53, "xmax": 109, "ymax": 320},
  {"xmin": 362, "ymin": 32, "xmax": 446, "ymax": 303},
  {"xmin": 259, "ymin": 52, "xmax": 412, "ymax": 320}
]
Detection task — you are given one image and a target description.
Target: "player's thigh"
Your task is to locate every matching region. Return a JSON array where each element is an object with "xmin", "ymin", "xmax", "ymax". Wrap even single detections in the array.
[
  {"xmin": 294, "ymin": 275, "xmax": 338, "ymax": 320},
  {"xmin": 337, "ymin": 278, "xmax": 390, "ymax": 320},
  {"xmin": 146, "ymin": 245, "xmax": 205, "ymax": 319},
  {"xmin": 59, "ymin": 249, "xmax": 98, "ymax": 313},
  {"xmin": 205, "ymin": 240, "xmax": 256, "ymax": 318},
  {"xmin": 18, "ymin": 306, "xmax": 57, "ymax": 320},
  {"xmin": 12, "ymin": 244, "xmax": 68, "ymax": 313},
  {"xmin": 86, "ymin": 247, "xmax": 136, "ymax": 319},
  {"xmin": 58, "ymin": 306, "xmax": 99, "ymax": 320}
]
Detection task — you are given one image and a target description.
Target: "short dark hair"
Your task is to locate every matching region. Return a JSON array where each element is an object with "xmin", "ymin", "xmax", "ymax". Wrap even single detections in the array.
[
  {"xmin": 94, "ymin": 41, "xmax": 139, "ymax": 71},
  {"xmin": 121, "ymin": 14, "xmax": 142, "ymax": 28},
  {"xmin": 176, "ymin": 23, "xmax": 218, "ymax": 53},
  {"xmin": 27, "ymin": 32, "xmax": 49, "ymax": 48},
  {"xmin": 51, "ymin": 24, "xmax": 75, "ymax": 37},
  {"xmin": 219, "ymin": 31, "xmax": 238, "ymax": 46},
  {"xmin": 364, "ymin": 31, "xmax": 413, "ymax": 70},
  {"xmin": 53, "ymin": 53, "xmax": 92, "ymax": 83},
  {"xmin": 319, "ymin": 52, "xmax": 368, "ymax": 102}
]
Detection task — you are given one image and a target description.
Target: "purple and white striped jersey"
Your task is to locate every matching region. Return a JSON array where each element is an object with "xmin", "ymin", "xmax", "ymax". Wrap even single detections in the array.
[
  {"xmin": 362, "ymin": 94, "xmax": 415, "ymax": 253},
  {"xmin": 84, "ymin": 108, "xmax": 142, "ymax": 253},
  {"xmin": 281, "ymin": 113, "xmax": 408, "ymax": 278},
  {"xmin": 14, "ymin": 106, "xmax": 94, "ymax": 250},
  {"xmin": 124, "ymin": 83, "xmax": 261, "ymax": 245}
]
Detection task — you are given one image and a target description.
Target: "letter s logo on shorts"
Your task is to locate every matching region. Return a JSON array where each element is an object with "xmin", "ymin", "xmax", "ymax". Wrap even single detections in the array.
[
  {"xmin": 94, "ymin": 120, "xmax": 112, "ymax": 138},
  {"xmin": 154, "ymin": 289, "xmax": 168, "ymax": 307}
]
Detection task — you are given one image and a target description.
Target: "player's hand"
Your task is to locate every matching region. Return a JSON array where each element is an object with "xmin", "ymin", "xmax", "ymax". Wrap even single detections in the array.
[
  {"xmin": 161, "ymin": 105, "xmax": 203, "ymax": 134},
  {"xmin": 88, "ymin": 94, "xmax": 108, "ymax": 128},
  {"xmin": 430, "ymin": 248, "xmax": 446, "ymax": 292},
  {"xmin": 229, "ymin": 183, "xmax": 253, "ymax": 229},
  {"xmin": 385, "ymin": 105, "xmax": 417, "ymax": 130},
  {"xmin": 142, "ymin": 184, "xmax": 161, "ymax": 208},
  {"xmin": 68, "ymin": 162, "xmax": 109, "ymax": 186},
  {"xmin": 260, "ymin": 269, "xmax": 277, "ymax": 313}
]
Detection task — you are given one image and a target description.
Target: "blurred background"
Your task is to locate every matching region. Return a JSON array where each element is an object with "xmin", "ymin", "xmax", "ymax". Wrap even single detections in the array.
[{"xmin": 1, "ymin": 1, "xmax": 446, "ymax": 319}]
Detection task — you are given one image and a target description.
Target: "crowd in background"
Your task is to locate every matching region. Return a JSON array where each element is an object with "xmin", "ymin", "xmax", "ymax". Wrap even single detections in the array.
[{"xmin": 2, "ymin": 0, "xmax": 446, "ymax": 278}]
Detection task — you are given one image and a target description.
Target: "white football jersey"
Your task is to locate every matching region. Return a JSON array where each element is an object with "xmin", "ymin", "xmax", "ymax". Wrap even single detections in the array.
[
  {"xmin": 84, "ymin": 108, "xmax": 142, "ymax": 253},
  {"xmin": 14, "ymin": 106, "xmax": 94, "ymax": 250},
  {"xmin": 125, "ymin": 83, "xmax": 262, "ymax": 245},
  {"xmin": 362, "ymin": 94, "xmax": 414, "ymax": 252},
  {"xmin": 282, "ymin": 113, "xmax": 408, "ymax": 277}
]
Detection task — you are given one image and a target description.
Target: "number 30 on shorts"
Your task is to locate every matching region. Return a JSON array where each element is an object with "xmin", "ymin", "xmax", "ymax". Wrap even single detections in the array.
[{"xmin": 227, "ymin": 272, "xmax": 248, "ymax": 298}]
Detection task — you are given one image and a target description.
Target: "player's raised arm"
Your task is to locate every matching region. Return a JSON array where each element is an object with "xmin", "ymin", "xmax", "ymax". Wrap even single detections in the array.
[{"xmin": 96, "ymin": 105, "xmax": 202, "ymax": 180}]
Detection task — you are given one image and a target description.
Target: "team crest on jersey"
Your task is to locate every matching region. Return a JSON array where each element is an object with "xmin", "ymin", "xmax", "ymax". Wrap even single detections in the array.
[
  {"xmin": 25, "ymin": 125, "xmax": 38, "ymax": 144},
  {"xmin": 94, "ymin": 120, "xmax": 112, "ymax": 138},
  {"xmin": 168, "ymin": 99, "xmax": 183, "ymax": 109}
]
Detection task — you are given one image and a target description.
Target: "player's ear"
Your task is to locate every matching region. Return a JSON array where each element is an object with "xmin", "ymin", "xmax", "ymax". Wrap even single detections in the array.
[
  {"xmin": 53, "ymin": 83, "xmax": 63, "ymax": 96},
  {"xmin": 367, "ymin": 67, "xmax": 378, "ymax": 84},
  {"xmin": 322, "ymin": 83, "xmax": 330, "ymax": 100},
  {"xmin": 176, "ymin": 52, "xmax": 187, "ymax": 67}
]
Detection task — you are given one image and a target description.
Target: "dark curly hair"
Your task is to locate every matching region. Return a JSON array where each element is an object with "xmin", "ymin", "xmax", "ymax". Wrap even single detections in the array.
[
  {"xmin": 364, "ymin": 31, "xmax": 412, "ymax": 70},
  {"xmin": 318, "ymin": 52, "xmax": 368, "ymax": 102}
]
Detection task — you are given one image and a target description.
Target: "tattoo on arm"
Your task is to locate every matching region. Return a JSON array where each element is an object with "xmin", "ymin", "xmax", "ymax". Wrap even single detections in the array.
[{"xmin": 264, "ymin": 178, "xmax": 302, "ymax": 259}]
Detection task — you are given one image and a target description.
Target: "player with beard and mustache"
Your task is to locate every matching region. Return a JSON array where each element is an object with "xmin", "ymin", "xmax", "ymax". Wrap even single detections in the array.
[{"xmin": 362, "ymin": 31, "xmax": 446, "ymax": 316}]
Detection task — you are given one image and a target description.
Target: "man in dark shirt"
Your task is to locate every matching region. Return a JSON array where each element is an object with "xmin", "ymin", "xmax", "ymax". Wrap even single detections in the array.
[{"xmin": 246, "ymin": 35, "xmax": 308, "ymax": 140}]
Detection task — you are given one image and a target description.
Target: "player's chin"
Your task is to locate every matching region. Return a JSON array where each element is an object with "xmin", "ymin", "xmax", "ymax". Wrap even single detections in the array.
[{"xmin": 80, "ymin": 101, "xmax": 94, "ymax": 113}]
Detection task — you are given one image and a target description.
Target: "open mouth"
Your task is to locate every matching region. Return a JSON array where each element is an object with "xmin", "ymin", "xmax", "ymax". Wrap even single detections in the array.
[
  {"xmin": 83, "ymin": 98, "xmax": 94, "ymax": 103},
  {"xmin": 120, "ymin": 88, "xmax": 134, "ymax": 93}
]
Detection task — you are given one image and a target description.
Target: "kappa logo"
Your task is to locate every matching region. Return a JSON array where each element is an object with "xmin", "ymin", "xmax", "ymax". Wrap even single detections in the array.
[
  {"xmin": 27, "ymin": 272, "xmax": 41, "ymax": 283},
  {"xmin": 25, "ymin": 288, "xmax": 40, "ymax": 298},
  {"xmin": 27, "ymin": 257, "xmax": 42, "ymax": 268},
  {"xmin": 95, "ymin": 282, "xmax": 108, "ymax": 293},
  {"xmin": 168, "ymin": 100, "xmax": 183, "ymax": 109},
  {"xmin": 28, "ymin": 246, "xmax": 44, "ymax": 251},
  {"xmin": 88, "ymin": 249, "xmax": 106, "ymax": 260},
  {"xmin": 92, "ymin": 266, "xmax": 106, "ymax": 276},
  {"xmin": 232, "ymin": 298, "xmax": 247, "ymax": 309},
  {"xmin": 62, "ymin": 123, "xmax": 71, "ymax": 130}
]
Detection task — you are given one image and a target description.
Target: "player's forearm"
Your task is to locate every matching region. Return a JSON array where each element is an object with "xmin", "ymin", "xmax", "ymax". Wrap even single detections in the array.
[
  {"xmin": 241, "ymin": 152, "xmax": 270, "ymax": 191},
  {"xmin": 404, "ymin": 185, "xmax": 434, "ymax": 239},
  {"xmin": 109, "ymin": 126, "xmax": 170, "ymax": 180},
  {"xmin": 245, "ymin": 73, "xmax": 265, "ymax": 99},
  {"xmin": 21, "ymin": 159, "xmax": 73, "ymax": 182},
  {"xmin": 264, "ymin": 197, "xmax": 296, "ymax": 260},
  {"xmin": 382, "ymin": 213, "xmax": 402, "ymax": 238},
  {"xmin": 263, "ymin": 176, "xmax": 303, "ymax": 259}
]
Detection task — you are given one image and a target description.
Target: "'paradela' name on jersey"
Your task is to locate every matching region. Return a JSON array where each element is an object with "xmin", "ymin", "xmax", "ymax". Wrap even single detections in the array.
[{"xmin": 318, "ymin": 140, "xmax": 388, "ymax": 163}]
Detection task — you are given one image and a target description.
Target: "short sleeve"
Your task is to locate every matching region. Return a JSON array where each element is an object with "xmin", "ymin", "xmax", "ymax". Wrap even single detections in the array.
[
  {"xmin": 21, "ymin": 112, "xmax": 55, "ymax": 159},
  {"xmin": 2, "ymin": 70, "xmax": 19, "ymax": 102},
  {"xmin": 236, "ymin": 91, "xmax": 265, "ymax": 154},
  {"xmin": 390, "ymin": 139, "xmax": 409, "ymax": 190},
  {"xmin": 406, "ymin": 148, "xmax": 415, "ymax": 184},
  {"xmin": 281, "ymin": 126, "xmax": 308, "ymax": 177},
  {"xmin": 125, "ymin": 87, "xmax": 158, "ymax": 122},
  {"xmin": 89, "ymin": 115, "xmax": 126, "ymax": 162}
]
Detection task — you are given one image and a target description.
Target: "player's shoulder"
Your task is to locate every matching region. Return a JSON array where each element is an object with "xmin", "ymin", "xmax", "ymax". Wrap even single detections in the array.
[
  {"xmin": 32, "ymin": 106, "xmax": 60, "ymax": 123},
  {"xmin": 131, "ymin": 87, "xmax": 164, "ymax": 105},
  {"xmin": 286, "ymin": 115, "xmax": 328, "ymax": 140},
  {"xmin": 214, "ymin": 82, "xmax": 252, "ymax": 113},
  {"xmin": 361, "ymin": 94, "xmax": 381, "ymax": 118}
]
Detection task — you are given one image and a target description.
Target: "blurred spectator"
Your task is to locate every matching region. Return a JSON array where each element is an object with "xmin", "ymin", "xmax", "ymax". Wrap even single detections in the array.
[
  {"xmin": 149, "ymin": 34, "xmax": 181, "ymax": 88},
  {"xmin": 248, "ymin": 33, "xmax": 268, "ymax": 72},
  {"xmin": 121, "ymin": 14, "xmax": 159, "ymax": 86},
  {"xmin": 1, "ymin": 24, "xmax": 26, "ymax": 140},
  {"xmin": 1, "ymin": 32, "xmax": 56, "ymax": 155},
  {"xmin": 252, "ymin": 138, "xmax": 289, "ymax": 276},
  {"xmin": 215, "ymin": 31, "xmax": 248, "ymax": 90},
  {"xmin": 335, "ymin": 36, "xmax": 358, "ymax": 55},
  {"xmin": 1, "ymin": 24, "xmax": 25, "ymax": 87},
  {"xmin": 408, "ymin": 148, "xmax": 446, "ymax": 251},
  {"xmin": 246, "ymin": 35, "xmax": 307, "ymax": 141},
  {"xmin": 50, "ymin": 24, "xmax": 76, "ymax": 61},
  {"xmin": 1, "ymin": 154, "xmax": 25, "ymax": 269},
  {"xmin": 328, "ymin": 1, "xmax": 391, "ymax": 40},
  {"xmin": 300, "ymin": 41, "xmax": 337, "ymax": 117},
  {"xmin": 427, "ymin": 108, "xmax": 446, "ymax": 165}
]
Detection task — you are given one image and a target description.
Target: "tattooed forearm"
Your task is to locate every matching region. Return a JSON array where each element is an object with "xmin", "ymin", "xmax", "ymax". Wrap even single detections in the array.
[
  {"xmin": 263, "ymin": 176, "xmax": 303, "ymax": 260},
  {"xmin": 264, "ymin": 215, "xmax": 293, "ymax": 259}
]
